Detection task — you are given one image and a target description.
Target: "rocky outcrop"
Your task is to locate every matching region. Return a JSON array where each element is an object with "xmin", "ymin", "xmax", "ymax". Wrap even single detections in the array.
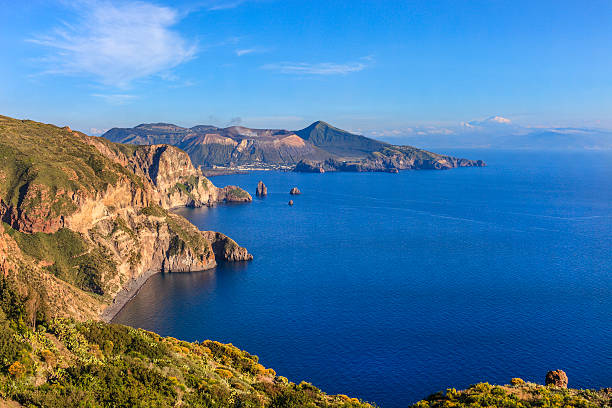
[
  {"xmin": 256, "ymin": 181, "xmax": 267, "ymax": 196},
  {"xmin": 290, "ymin": 187, "xmax": 301, "ymax": 195},
  {"xmin": 202, "ymin": 231, "xmax": 253, "ymax": 262},
  {"xmin": 0, "ymin": 231, "xmax": 15, "ymax": 278},
  {"xmin": 294, "ymin": 160, "xmax": 326, "ymax": 173},
  {"xmin": 217, "ymin": 185, "xmax": 252, "ymax": 203},
  {"xmin": 545, "ymin": 370, "xmax": 568, "ymax": 388}
]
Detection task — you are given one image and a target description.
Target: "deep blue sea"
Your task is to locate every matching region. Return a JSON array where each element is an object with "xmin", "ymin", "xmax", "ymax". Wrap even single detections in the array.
[{"xmin": 113, "ymin": 150, "xmax": 612, "ymax": 407}]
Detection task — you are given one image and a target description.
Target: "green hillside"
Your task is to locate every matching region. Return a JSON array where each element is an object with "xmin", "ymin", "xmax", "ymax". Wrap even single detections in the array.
[
  {"xmin": 295, "ymin": 121, "xmax": 388, "ymax": 158},
  {"xmin": 0, "ymin": 116, "xmax": 142, "ymax": 225},
  {"xmin": 0, "ymin": 281, "xmax": 373, "ymax": 408}
]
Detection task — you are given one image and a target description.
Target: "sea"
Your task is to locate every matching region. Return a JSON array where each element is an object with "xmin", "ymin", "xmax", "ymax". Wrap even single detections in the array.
[{"xmin": 113, "ymin": 150, "xmax": 612, "ymax": 407}]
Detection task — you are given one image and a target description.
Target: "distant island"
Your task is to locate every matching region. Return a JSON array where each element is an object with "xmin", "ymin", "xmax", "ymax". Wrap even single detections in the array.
[{"xmin": 103, "ymin": 120, "xmax": 485, "ymax": 173}]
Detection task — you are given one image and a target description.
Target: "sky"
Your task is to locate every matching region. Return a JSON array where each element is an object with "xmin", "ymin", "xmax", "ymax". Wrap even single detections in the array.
[{"xmin": 1, "ymin": 0, "xmax": 611, "ymax": 139}]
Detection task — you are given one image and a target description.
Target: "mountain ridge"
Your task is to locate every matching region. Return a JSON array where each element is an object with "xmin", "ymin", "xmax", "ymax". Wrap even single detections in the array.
[{"xmin": 103, "ymin": 120, "xmax": 485, "ymax": 171}]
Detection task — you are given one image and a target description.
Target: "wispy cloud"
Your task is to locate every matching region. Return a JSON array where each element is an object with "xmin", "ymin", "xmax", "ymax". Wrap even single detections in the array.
[
  {"xmin": 235, "ymin": 46, "xmax": 269, "ymax": 56},
  {"xmin": 236, "ymin": 48, "xmax": 257, "ymax": 56},
  {"xmin": 205, "ymin": 0, "xmax": 247, "ymax": 10},
  {"xmin": 92, "ymin": 93, "xmax": 137, "ymax": 105},
  {"xmin": 262, "ymin": 58, "xmax": 371, "ymax": 75},
  {"xmin": 29, "ymin": 1, "xmax": 196, "ymax": 88}
]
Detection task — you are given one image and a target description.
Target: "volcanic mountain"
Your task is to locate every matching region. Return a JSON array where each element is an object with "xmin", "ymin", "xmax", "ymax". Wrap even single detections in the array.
[{"xmin": 103, "ymin": 121, "xmax": 485, "ymax": 172}]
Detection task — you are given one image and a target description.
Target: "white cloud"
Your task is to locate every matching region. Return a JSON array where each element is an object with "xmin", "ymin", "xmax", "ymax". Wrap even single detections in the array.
[
  {"xmin": 236, "ymin": 49, "xmax": 257, "ymax": 56},
  {"xmin": 486, "ymin": 115, "xmax": 512, "ymax": 124},
  {"xmin": 92, "ymin": 93, "xmax": 137, "ymax": 104},
  {"xmin": 205, "ymin": 0, "xmax": 247, "ymax": 10},
  {"xmin": 262, "ymin": 59, "xmax": 370, "ymax": 75},
  {"xmin": 29, "ymin": 1, "xmax": 196, "ymax": 88},
  {"xmin": 465, "ymin": 115, "xmax": 513, "ymax": 128},
  {"xmin": 89, "ymin": 127, "xmax": 109, "ymax": 135}
]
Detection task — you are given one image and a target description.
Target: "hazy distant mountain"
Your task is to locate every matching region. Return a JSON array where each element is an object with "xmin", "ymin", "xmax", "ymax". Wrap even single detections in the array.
[
  {"xmin": 386, "ymin": 116, "xmax": 612, "ymax": 150},
  {"xmin": 103, "ymin": 121, "xmax": 484, "ymax": 172}
]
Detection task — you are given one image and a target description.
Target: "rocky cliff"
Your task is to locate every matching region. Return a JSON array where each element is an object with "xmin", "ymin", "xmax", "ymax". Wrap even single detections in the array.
[
  {"xmin": 84, "ymin": 137, "xmax": 252, "ymax": 208},
  {"xmin": 0, "ymin": 115, "xmax": 252, "ymax": 321}
]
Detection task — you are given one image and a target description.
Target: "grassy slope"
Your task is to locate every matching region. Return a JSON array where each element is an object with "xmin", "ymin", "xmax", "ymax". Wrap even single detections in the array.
[
  {"xmin": 0, "ymin": 282, "xmax": 373, "ymax": 408},
  {"xmin": 411, "ymin": 380, "xmax": 611, "ymax": 407},
  {"xmin": 0, "ymin": 116, "xmax": 141, "ymax": 219},
  {"xmin": 3, "ymin": 224, "xmax": 116, "ymax": 295}
]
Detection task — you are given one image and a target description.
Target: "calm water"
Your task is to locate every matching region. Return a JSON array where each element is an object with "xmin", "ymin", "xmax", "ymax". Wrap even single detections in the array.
[{"xmin": 114, "ymin": 150, "xmax": 612, "ymax": 407}]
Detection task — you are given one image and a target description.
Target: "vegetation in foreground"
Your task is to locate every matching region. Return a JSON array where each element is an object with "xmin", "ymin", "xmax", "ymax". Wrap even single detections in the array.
[
  {"xmin": 0, "ymin": 279, "xmax": 373, "ymax": 408},
  {"xmin": 411, "ymin": 379, "xmax": 611, "ymax": 408}
]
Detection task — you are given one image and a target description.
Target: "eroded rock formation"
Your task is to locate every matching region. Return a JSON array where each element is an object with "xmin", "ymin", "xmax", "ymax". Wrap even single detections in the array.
[
  {"xmin": 256, "ymin": 181, "xmax": 268, "ymax": 197},
  {"xmin": 545, "ymin": 370, "xmax": 568, "ymax": 388}
]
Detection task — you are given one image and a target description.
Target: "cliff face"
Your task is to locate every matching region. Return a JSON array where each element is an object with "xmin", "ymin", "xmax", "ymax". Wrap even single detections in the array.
[
  {"xmin": 0, "ymin": 115, "xmax": 252, "ymax": 321},
  {"xmin": 84, "ymin": 137, "xmax": 252, "ymax": 208}
]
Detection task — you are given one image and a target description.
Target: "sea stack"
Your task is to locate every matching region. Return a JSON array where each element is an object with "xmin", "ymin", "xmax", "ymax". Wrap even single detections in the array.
[
  {"xmin": 290, "ymin": 187, "xmax": 301, "ymax": 195},
  {"xmin": 545, "ymin": 370, "xmax": 568, "ymax": 388},
  {"xmin": 288, "ymin": 200, "xmax": 294, "ymax": 206},
  {"xmin": 256, "ymin": 181, "xmax": 267, "ymax": 197}
]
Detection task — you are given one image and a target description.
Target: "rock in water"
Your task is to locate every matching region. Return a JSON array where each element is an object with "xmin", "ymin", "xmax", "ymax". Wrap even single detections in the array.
[
  {"xmin": 288, "ymin": 200, "xmax": 294, "ymax": 206},
  {"xmin": 545, "ymin": 370, "xmax": 568, "ymax": 388},
  {"xmin": 256, "ymin": 181, "xmax": 267, "ymax": 197},
  {"xmin": 294, "ymin": 160, "xmax": 325, "ymax": 173},
  {"xmin": 290, "ymin": 187, "xmax": 301, "ymax": 195}
]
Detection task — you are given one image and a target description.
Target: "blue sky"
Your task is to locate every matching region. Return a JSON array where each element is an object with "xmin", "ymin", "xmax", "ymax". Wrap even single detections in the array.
[{"xmin": 1, "ymin": 0, "xmax": 611, "ymax": 138}]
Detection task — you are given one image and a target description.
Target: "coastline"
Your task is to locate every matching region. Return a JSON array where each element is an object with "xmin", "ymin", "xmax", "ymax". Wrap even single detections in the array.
[{"xmin": 100, "ymin": 261, "xmax": 218, "ymax": 322}]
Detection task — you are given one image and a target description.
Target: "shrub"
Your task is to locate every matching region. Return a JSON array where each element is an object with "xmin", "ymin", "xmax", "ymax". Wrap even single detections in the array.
[
  {"xmin": 215, "ymin": 368, "xmax": 234, "ymax": 379},
  {"xmin": 40, "ymin": 349, "xmax": 56, "ymax": 367},
  {"xmin": 102, "ymin": 340, "xmax": 113, "ymax": 355},
  {"xmin": 8, "ymin": 361, "xmax": 25, "ymax": 377}
]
